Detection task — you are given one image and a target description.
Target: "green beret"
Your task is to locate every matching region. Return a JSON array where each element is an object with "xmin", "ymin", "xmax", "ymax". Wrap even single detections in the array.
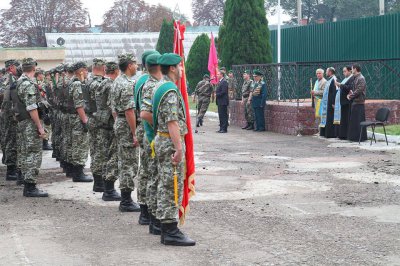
[
  {"xmin": 203, "ymin": 74, "xmax": 210, "ymax": 79},
  {"xmin": 142, "ymin": 50, "xmax": 158, "ymax": 66},
  {"xmin": 243, "ymin": 70, "xmax": 250, "ymax": 75},
  {"xmin": 145, "ymin": 53, "xmax": 161, "ymax": 66},
  {"xmin": 157, "ymin": 53, "xmax": 182, "ymax": 66},
  {"xmin": 118, "ymin": 53, "xmax": 137, "ymax": 64},
  {"xmin": 105, "ymin": 61, "xmax": 118, "ymax": 72},
  {"xmin": 72, "ymin": 61, "xmax": 87, "ymax": 72},
  {"xmin": 253, "ymin": 69, "xmax": 264, "ymax": 76},
  {"xmin": 22, "ymin": 58, "xmax": 37, "ymax": 67},
  {"xmin": 228, "ymin": 70, "xmax": 233, "ymax": 74},
  {"xmin": 93, "ymin": 58, "xmax": 106, "ymax": 66},
  {"xmin": 220, "ymin": 67, "xmax": 226, "ymax": 71},
  {"xmin": 5, "ymin": 59, "xmax": 20, "ymax": 68}
]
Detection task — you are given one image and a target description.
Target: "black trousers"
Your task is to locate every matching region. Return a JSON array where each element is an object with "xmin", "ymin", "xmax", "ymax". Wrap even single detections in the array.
[
  {"xmin": 254, "ymin": 106, "xmax": 265, "ymax": 130},
  {"xmin": 218, "ymin": 104, "xmax": 228, "ymax": 131}
]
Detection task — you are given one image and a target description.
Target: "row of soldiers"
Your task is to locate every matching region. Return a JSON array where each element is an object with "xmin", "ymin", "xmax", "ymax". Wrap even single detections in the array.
[{"xmin": 0, "ymin": 51, "xmax": 195, "ymax": 246}]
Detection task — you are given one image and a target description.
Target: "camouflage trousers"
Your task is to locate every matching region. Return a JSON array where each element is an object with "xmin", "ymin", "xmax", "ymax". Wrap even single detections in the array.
[
  {"xmin": 1, "ymin": 113, "xmax": 18, "ymax": 166},
  {"xmin": 60, "ymin": 112, "xmax": 70, "ymax": 163},
  {"xmin": 19, "ymin": 119, "xmax": 42, "ymax": 184},
  {"xmin": 145, "ymin": 134, "xmax": 159, "ymax": 216},
  {"xmin": 114, "ymin": 117, "xmax": 138, "ymax": 192},
  {"xmin": 69, "ymin": 114, "xmax": 89, "ymax": 166},
  {"xmin": 197, "ymin": 97, "xmax": 211, "ymax": 120},
  {"xmin": 88, "ymin": 116, "xmax": 102, "ymax": 176},
  {"xmin": 51, "ymin": 110, "xmax": 62, "ymax": 159},
  {"xmin": 155, "ymin": 135, "xmax": 185, "ymax": 223},
  {"xmin": 244, "ymin": 97, "xmax": 255, "ymax": 123},
  {"xmin": 104, "ymin": 130, "xmax": 118, "ymax": 182}
]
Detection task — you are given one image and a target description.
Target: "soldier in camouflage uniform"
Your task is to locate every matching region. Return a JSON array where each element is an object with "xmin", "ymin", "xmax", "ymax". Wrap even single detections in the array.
[
  {"xmin": 67, "ymin": 62, "xmax": 93, "ymax": 183},
  {"xmin": 227, "ymin": 70, "xmax": 238, "ymax": 100},
  {"xmin": 136, "ymin": 52, "xmax": 163, "ymax": 229},
  {"xmin": 15, "ymin": 58, "xmax": 48, "ymax": 197},
  {"xmin": 110, "ymin": 53, "xmax": 140, "ymax": 212},
  {"xmin": 96, "ymin": 62, "xmax": 121, "ymax": 201},
  {"xmin": 1, "ymin": 59, "xmax": 20, "ymax": 181},
  {"xmin": 85, "ymin": 58, "xmax": 106, "ymax": 192},
  {"xmin": 193, "ymin": 74, "xmax": 212, "ymax": 127},
  {"xmin": 152, "ymin": 53, "xmax": 195, "ymax": 246},
  {"xmin": 241, "ymin": 70, "xmax": 255, "ymax": 130}
]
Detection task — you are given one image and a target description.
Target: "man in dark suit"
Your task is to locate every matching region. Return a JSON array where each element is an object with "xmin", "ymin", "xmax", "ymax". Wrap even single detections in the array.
[{"xmin": 216, "ymin": 71, "xmax": 229, "ymax": 133}]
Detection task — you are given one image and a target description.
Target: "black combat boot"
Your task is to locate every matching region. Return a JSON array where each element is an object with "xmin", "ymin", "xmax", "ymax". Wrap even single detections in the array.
[
  {"xmin": 23, "ymin": 182, "xmax": 48, "ymax": 197},
  {"xmin": 119, "ymin": 190, "xmax": 140, "ymax": 212},
  {"xmin": 138, "ymin": 204, "xmax": 150, "ymax": 225},
  {"xmin": 196, "ymin": 119, "xmax": 201, "ymax": 127},
  {"xmin": 42, "ymin": 140, "xmax": 53, "ymax": 150},
  {"xmin": 102, "ymin": 180, "xmax": 121, "ymax": 201},
  {"xmin": 242, "ymin": 123, "xmax": 250, "ymax": 129},
  {"xmin": 65, "ymin": 163, "xmax": 74, "ymax": 177},
  {"xmin": 149, "ymin": 213, "xmax": 161, "ymax": 235},
  {"xmin": 246, "ymin": 123, "xmax": 255, "ymax": 130},
  {"xmin": 92, "ymin": 174, "xmax": 105, "ymax": 192},
  {"xmin": 199, "ymin": 118, "xmax": 203, "ymax": 126},
  {"xmin": 161, "ymin": 222, "xmax": 196, "ymax": 246},
  {"xmin": 16, "ymin": 169, "xmax": 24, "ymax": 186},
  {"xmin": 72, "ymin": 165, "xmax": 93, "ymax": 182},
  {"xmin": 6, "ymin": 165, "xmax": 18, "ymax": 181}
]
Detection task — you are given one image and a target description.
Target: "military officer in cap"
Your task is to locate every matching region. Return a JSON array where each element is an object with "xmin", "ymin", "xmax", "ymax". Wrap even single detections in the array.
[
  {"xmin": 111, "ymin": 53, "xmax": 141, "ymax": 212},
  {"xmin": 1, "ymin": 59, "xmax": 20, "ymax": 181},
  {"xmin": 67, "ymin": 62, "xmax": 93, "ymax": 182},
  {"xmin": 85, "ymin": 58, "xmax": 106, "ymax": 192},
  {"xmin": 227, "ymin": 70, "xmax": 237, "ymax": 100},
  {"xmin": 241, "ymin": 70, "xmax": 255, "ymax": 130},
  {"xmin": 152, "ymin": 53, "xmax": 195, "ymax": 246},
  {"xmin": 249, "ymin": 69, "xmax": 267, "ymax": 132},
  {"xmin": 96, "ymin": 62, "xmax": 121, "ymax": 201},
  {"xmin": 193, "ymin": 74, "xmax": 213, "ymax": 127},
  {"xmin": 15, "ymin": 58, "xmax": 48, "ymax": 197}
]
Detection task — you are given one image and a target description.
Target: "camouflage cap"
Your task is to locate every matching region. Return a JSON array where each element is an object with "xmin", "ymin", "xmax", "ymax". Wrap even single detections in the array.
[
  {"xmin": 22, "ymin": 58, "xmax": 38, "ymax": 67},
  {"xmin": 93, "ymin": 58, "xmax": 106, "ymax": 67},
  {"xmin": 55, "ymin": 63, "xmax": 65, "ymax": 73},
  {"xmin": 72, "ymin": 61, "xmax": 87, "ymax": 72},
  {"xmin": 118, "ymin": 53, "xmax": 137, "ymax": 64},
  {"xmin": 220, "ymin": 67, "xmax": 226, "ymax": 71},
  {"xmin": 157, "ymin": 53, "xmax": 182, "ymax": 66},
  {"xmin": 44, "ymin": 70, "xmax": 51, "ymax": 75},
  {"xmin": 5, "ymin": 59, "xmax": 20, "ymax": 68},
  {"xmin": 203, "ymin": 74, "xmax": 210, "ymax": 79},
  {"xmin": 105, "ymin": 61, "xmax": 118, "ymax": 72},
  {"xmin": 142, "ymin": 50, "xmax": 158, "ymax": 66},
  {"xmin": 145, "ymin": 53, "xmax": 161, "ymax": 66},
  {"xmin": 35, "ymin": 68, "xmax": 45, "ymax": 75},
  {"xmin": 253, "ymin": 69, "xmax": 264, "ymax": 76}
]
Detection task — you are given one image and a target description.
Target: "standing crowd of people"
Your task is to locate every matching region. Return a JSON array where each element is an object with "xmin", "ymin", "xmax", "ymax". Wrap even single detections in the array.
[
  {"xmin": 312, "ymin": 64, "xmax": 368, "ymax": 141},
  {"xmin": 0, "ymin": 51, "xmax": 196, "ymax": 246}
]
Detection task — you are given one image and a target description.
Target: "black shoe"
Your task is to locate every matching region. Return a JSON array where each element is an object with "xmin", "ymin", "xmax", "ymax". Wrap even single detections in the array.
[
  {"xmin": 196, "ymin": 119, "xmax": 201, "ymax": 127},
  {"xmin": 92, "ymin": 174, "xmax": 104, "ymax": 192},
  {"xmin": 72, "ymin": 165, "xmax": 93, "ymax": 182},
  {"xmin": 218, "ymin": 130, "xmax": 227, "ymax": 133},
  {"xmin": 149, "ymin": 214, "xmax": 162, "ymax": 235},
  {"xmin": 161, "ymin": 222, "xmax": 196, "ymax": 246},
  {"xmin": 23, "ymin": 183, "xmax": 48, "ymax": 197},
  {"xmin": 242, "ymin": 123, "xmax": 250, "ymax": 129},
  {"xmin": 102, "ymin": 180, "xmax": 121, "ymax": 201},
  {"xmin": 246, "ymin": 123, "xmax": 254, "ymax": 130},
  {"xmin": 119, "ymin": 190, "xmax": 140, "ymax": 212},
  {"xmin": 42, "ymin": 140, "xmax": 53, "ymax": 150},
  {"xmin": 65, "ymin": 163, "xmax": 74, "ymax": 177},
  {"xmin": 16, "ymin": 170, "xmax": 24, "ymax": 186},
  {"xmin": 5, "ymin": 165, "xmax": 18, "ymax": 181},
  {"xmin": 199, "ymin": 118, "xmax": 203, "ymax": 126},
  {"xmin": 139, "ymin": 204, "xmax": 150, "ymax": 225}
]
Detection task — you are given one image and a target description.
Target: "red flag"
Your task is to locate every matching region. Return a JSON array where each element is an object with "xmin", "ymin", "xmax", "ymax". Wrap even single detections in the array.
[
  {"xmin": 173, "ymin": 21, "xmax": 195, "ymax": 225},
  {"xmin": 208, "ymin": 32, "xmax": 219, "ymax": 85}
]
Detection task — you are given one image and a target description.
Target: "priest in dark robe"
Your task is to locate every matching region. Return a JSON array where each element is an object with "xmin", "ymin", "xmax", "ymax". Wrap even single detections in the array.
[
  {"xmin": 335, "ymin": 66, "xmax": 355, "ymax": 139},
  {"xmin": 319, "ymin": 67, "xmax": 338, "ymax": 138}
]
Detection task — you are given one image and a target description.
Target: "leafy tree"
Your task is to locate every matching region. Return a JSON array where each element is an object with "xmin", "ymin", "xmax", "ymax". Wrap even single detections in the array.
[
  {"xmin": 192, "ymin": 0, "xmax": 225, "ymax": 26},
  {"xmin": 0, "ymin": 0, "xmax": 88, "ymax": 47},
  {"xmin": 219, "ymin": 0, "xmax": 272, "ymax": 67},
  {"xmin": 186, "ymin": 34, "xmax": 210, "ymax": 93},
  {"xmin": 156, "ymin": 19, "xmax": 174, "ymax": 54}
]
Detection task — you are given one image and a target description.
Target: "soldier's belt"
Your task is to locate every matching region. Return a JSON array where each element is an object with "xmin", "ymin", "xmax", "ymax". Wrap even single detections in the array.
[{"xmin": 157, "ymin": 131, "xmax": 185, "ymax": 139}]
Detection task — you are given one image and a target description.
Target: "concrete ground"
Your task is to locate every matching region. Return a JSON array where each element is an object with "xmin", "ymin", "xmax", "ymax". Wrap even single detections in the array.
[{"xmin": 1, "ymin": 115, "xmax": 400, "ymax": 266}]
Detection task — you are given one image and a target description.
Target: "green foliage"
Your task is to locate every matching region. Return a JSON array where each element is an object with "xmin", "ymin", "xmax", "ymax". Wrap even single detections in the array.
[
  {"xmin": 219, "ymin": 0, "xmax": 272, "ymax": 68},
  {"xmin": 156, "ymin": 19, "xmax": 174, "ymax": 54},
  {"xmin": 375, "ymin": 124, "xmax": 400, "ymax": 136},
  {"xmin": 186, "ymin": 34, "xmax": 211, "ymax": 94}
]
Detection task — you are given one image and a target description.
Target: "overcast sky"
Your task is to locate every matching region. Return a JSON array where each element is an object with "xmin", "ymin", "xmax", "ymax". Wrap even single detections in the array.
[{"xmin": 0, "ymin": 0, "xmax": 285, "ymax": 25}]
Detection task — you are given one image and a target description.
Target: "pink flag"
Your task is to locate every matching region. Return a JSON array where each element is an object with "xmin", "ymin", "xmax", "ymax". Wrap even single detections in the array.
[{"xmin": 208, "ymin": 32, "xmax": 219, "ymax": 85}]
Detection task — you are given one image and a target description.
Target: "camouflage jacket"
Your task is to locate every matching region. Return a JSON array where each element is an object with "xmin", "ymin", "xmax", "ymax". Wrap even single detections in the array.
[
  {"xmin": 17, "ymin": 74, "xmax": 38, "ymax": 112},
  {"xmin": 241, "ymin": 79, "xmax": 254, "ymax": 98},
  {"xmin": 195, "ymin": 80, "xmax": 213, "ymax": 98},
  {"xmin": 141, "ymin": 75, "xmax": 161, "ymax": 113},
  {"xmin": 111, "ymin": 74, "xmax": 136, "ymax": 114}
]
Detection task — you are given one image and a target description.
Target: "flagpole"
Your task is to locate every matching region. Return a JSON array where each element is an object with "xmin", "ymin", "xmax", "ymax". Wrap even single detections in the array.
[{"xmin": 277, "ymin": 0, "xmax": 282, "ymax": 101}]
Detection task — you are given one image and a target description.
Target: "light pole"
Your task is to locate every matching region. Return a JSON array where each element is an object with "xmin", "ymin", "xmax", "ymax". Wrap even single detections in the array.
[
  {"xmin": 277, "ymin": 0, "xmax": 282, "ymax": 100},
  {"xmin": 379, "ymin": 0, "xmax": 385, "ymax": 15},
  {"xmin": 297, "ymin": 0, "xmax": 302, "ymax": 25}
]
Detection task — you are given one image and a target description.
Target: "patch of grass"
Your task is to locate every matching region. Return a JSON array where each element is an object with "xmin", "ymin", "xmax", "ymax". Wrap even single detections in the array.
[
  {"xmin": 374, "ymin": 124, "xmax": 400, "ymax": 136},
  {"xmin": 188, "ymin": 100, "xmax": 218, "ymax": 113}
]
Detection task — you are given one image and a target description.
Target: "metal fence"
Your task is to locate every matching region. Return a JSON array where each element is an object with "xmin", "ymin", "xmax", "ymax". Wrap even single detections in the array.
[{"xmin": 232, "ymin": 58, "xmax": 400, "ymax": 102}]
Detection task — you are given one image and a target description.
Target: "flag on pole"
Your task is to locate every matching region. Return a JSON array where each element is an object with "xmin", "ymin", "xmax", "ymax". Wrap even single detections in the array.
[
  {"xmin": 173, "ymin": 20, "xmax": 196, "ymax": 225},
  {"xmin": 208, "ymin": 32, "xmax": 219, "ymax": 85}
]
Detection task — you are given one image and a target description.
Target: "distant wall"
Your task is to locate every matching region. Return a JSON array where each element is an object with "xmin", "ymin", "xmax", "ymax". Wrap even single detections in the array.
[{"xmin": 0, "ymin": 48, "xmax": 65, "ymax": 70}]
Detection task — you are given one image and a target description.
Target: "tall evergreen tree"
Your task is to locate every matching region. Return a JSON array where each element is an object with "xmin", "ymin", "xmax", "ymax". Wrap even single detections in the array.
[
  {"xmin": 156, "ymin": 19, "xmax": 174, "ymax": 54},
  {"xmin": 219, "ymin": 0, "xmax": 272, "ymax": 67},
  {"xmin": 186, "ymin": 33, "xmax": 211, "ymax": 93}
]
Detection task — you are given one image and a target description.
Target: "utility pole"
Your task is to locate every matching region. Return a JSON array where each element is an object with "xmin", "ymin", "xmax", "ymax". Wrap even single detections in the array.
[
  {"xmin": 297, "ymin": 0, "xmax": 302, "ymax": 25},
  {"xmin": 379, "ymin": 0, "xmax": 385, "ymax": 15},
  {"xmin": 277, "ymin": 0, "xmax": 282, "ymax": 100}
]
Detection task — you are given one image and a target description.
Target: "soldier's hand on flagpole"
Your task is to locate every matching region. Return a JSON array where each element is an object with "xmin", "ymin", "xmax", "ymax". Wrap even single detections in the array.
[
  {"xmin": 38, "ymin": 127, "xmax": 46, "ymax": 139},
  {"xmin": 132, "ymin": 136, "xmax": 139, "ymax": 147},
  {"xmin": 171, "ymin": 149, "xmax": 183, "ymax": 166}
]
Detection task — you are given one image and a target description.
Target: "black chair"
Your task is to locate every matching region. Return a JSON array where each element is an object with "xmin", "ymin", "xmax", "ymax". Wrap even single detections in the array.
[{"xmin": 359, "ymin": 107, "xmax": 390, "ymax": 145}]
